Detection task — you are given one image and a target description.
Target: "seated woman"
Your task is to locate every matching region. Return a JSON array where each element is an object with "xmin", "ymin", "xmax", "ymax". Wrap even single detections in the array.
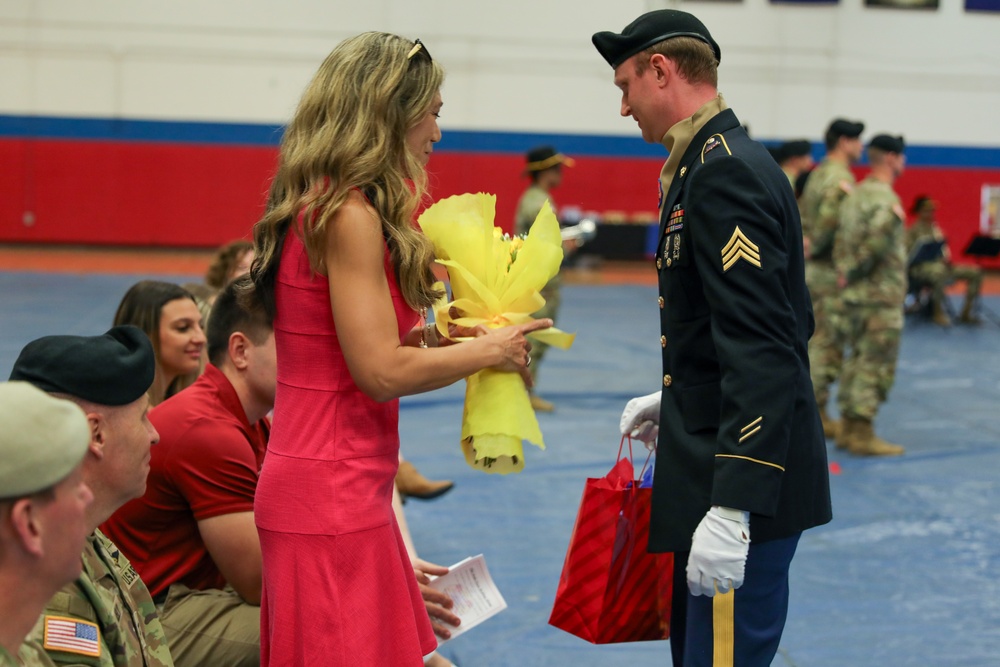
[{"xmin": 113, "ymin": 280, "xmax": 207, "ymax": 405}]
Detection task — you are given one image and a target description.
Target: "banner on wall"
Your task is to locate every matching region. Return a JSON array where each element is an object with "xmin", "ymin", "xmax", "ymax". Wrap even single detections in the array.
[
  {"xmin": 770, "ymin": 0, "xmax": 838, "ymax": 4},
  {"xmin": 981, "ymin": 185, "xmax": 1000, "ymax": 234},
  {"xmin": 965, "ymin": 0, "xmax": 1000, "ymax": 10},
  {"xmin": 865, "ymin": 0, "xmax": 938, "ymax": 7}
]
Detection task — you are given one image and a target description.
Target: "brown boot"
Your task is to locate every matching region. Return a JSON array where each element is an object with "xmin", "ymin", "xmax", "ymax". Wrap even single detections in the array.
[
  {"xmin": 834, "ymin": 416, "xmax": 856, "ymax": 450},
  {"xmin": 847, "ymin": 419, "xmax": 904, "ymax": 457},
  {"xmin": 395, "ymin": 461, "xmax": 454, "ymax": 501},
  {"xmin": 932, "ymin": 300, "xmax": 952, "ymax": 327},
  {"xmin": 819, "ymin": 407, "xmax": 840, "ymax": 440},
  {"xmin": 959, "ymin": 297, "xmax": 981, "ymax": 325},
  {"xmin": 530, "ymin": 393, "xmax": 555, "ymax": 413}
]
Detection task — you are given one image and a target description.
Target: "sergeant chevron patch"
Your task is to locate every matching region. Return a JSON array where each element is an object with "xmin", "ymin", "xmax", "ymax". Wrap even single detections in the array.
[{"xmin": 721, "ymin": 226, "xmax": 762, "ymax": 272}]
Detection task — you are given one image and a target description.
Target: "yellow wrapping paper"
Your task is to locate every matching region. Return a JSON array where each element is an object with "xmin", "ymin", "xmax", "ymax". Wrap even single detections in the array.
[{"xmin": 418, "ymin": 192, "xmax": 575, "ymax": 474}]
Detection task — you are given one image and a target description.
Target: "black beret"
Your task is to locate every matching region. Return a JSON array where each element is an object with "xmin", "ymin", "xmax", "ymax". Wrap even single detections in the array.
[
  {"xmin": 869, "ymin": 134, "xmax": 905, "ymax": 154},
  {"xmin": 827, "ymin": 118, "xmax": 865, "ymax": 140},
  {"xmin": 9, "ymin": 325, "xmax": 155, "ymax": 406},
  {"xmin": 779, "ymin": 140, "xmax": 813, "ymax": 160},
  {"xmin": 592, "ymin": 9, "xmax": 721, "ymax": 69}
]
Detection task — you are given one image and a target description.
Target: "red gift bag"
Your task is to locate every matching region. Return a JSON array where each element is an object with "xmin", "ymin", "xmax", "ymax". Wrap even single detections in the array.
[{"xmin": 548, "ymin": 438, "xmax": 672, "ymax": 644}]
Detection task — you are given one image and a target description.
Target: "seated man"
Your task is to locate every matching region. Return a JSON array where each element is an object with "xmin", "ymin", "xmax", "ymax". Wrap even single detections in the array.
[
  {"xmin": 905, "ymin": 195, "xmax": 984, "ymax": 326},
  {"xmin": 9, "ymin": 327, "xmax": 173, "ymax": 667},
  {"xmin": 101, "ymin": 278, "xmax": 272, "ymax": 667},
  {"xmin": 0, "ymin": 383, "xmax": 93, "ymax": 667}
]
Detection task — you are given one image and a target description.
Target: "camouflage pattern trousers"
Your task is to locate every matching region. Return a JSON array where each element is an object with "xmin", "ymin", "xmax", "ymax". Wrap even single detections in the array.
[
  {"xmin": 808, "ymin": 287, "xmax": 847, "ymax": 409},
  {"xmin": 909, "ymin": 260, "xmax": 983, "ymax": 307},
  {"xmin": 837, "ymin": 303, "xmax": 903, "ymax": 421}
]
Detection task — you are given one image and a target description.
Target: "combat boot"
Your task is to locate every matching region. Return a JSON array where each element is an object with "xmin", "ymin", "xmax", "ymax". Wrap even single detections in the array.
[
  {"xmin": 931, "ymin": 300, "xmax": 952, "ymax": 327},
  {"xmin": 834, "ymin": 416, "xmax": 857, "ymax": 450},
  {"xmin": 848, "ymin": 420, "xmax": 904, "ymax": 457},
  {"xmin": 959, "ymin": 297, "xmax": 981, "ymax": 325},
  {"xmin": 819, "ymin": 407, "xmax": 840, "ymax": 440}
]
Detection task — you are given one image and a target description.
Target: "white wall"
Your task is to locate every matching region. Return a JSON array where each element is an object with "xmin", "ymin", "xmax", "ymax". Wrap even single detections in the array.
[{"xmin": 2, "ymin": 0, "xmax": 998, "ymax": 145}]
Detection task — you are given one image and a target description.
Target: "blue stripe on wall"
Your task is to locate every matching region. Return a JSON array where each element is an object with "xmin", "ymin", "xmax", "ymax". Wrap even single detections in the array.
[
  {"xmin": 436, "ymin": 129, "xmax": 663, "ymax": 159},
  {"xmin": 2, "ymin": 113, "xmax": 1000, "ymax": 168},
  {"xmin": 0, "ymin": 114, "xmax": 286, "ymax": 146}
]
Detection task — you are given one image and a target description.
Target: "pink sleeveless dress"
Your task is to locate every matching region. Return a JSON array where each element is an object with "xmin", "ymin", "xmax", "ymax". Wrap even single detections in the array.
[{"xmin": 255, "ymin": 228, "xmax": 436, "ymax": 666}]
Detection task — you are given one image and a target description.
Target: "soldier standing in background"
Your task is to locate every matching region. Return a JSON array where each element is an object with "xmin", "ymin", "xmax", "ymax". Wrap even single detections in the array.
[
  {"xmin": 905, "ymin": 195, "xmax": 984, "ymax": 326},
  {"xmin": 833, "ymin": 134, "xmax": 908, "ymax": 457},
  {"xmin": 514, "ymin": 145, "xmax": 575, "ymax": 413},
  {"xmin": 774, "ymin": 139, "xmax": 814, "ymax": 192},
  {"xmin": 799, "ymin": 118, "xmax": 865, "ymax": 439},
  {"xmin": 10, "ymin": 327, "xmax": 175, "ymax": 666}
]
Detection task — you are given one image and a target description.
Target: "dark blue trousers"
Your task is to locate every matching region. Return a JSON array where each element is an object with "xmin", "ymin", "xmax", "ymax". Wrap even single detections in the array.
[{"xmin": 669, "ymin": 533, "xmax": 801, "ymax": 667}]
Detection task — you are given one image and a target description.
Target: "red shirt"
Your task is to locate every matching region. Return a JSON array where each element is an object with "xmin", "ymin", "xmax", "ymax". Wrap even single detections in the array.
[{"xmin": 101, "ymin": 364, "xmax": 269, "ymax": 597}]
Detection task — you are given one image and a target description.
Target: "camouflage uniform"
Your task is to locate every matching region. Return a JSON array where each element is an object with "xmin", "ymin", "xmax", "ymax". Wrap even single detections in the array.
[
  {"xmin": 515, "ymin": 184, "xmax": 560, "ymax": 385},
  {"xmin": 30, "ymin": 530, "xmax": 173, "ymax": 667},
  {"xmin": 800, "ymin": 157, "xmax": 855, "ymax": 411},
  {"xmin": 905, "ymin": 218, "xmax": 983, "ymax": 321},
  {"xmin": 833, "ymin": 176, "xmax": 907, "ymax": 422},
  {"xmin": 1, "ymin": 641, "xmax": 57, "ymax": 667}
]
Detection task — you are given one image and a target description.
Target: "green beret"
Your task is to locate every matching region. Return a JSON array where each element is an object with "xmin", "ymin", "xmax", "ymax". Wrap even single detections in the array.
[
  {"xmin": 827, "ymin": 118, "xmax": 865, "ymax": 140},
  {"xmin": 0, "ymin": 382, "xmax": 90, "ymax": 498},
  {"xmin": 9, "ymin": 326, "xmax": 155, "ymax": 406},
  {"xmin": 869, "ymin": 134, "xmax": 905, "ymax": 154},
  {"xmin": 592, "ymin": 9, "xmax": 721, "ymax": 69}
]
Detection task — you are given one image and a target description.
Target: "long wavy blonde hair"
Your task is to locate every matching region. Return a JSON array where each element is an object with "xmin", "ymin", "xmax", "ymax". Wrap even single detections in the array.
[{"xmin": 250, "ymin": 32, "xmax": 445, "ymax": 317}]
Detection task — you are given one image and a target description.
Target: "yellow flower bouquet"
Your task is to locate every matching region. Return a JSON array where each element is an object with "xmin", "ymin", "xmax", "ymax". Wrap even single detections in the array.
[{"xmin": 418, "ymin": 192, "xmax": 575, "ymax": 474}]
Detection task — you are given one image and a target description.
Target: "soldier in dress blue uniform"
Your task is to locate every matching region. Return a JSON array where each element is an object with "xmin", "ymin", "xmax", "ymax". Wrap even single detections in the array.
[{"xmin": 594, "ymin": 10, "xmax": 832, "ymax": 666}]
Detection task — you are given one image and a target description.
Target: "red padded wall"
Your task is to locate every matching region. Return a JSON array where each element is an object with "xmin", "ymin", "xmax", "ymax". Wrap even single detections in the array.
[{"xmin": 2, "ymin": 135, "xmax": 998, "ymax": 271}]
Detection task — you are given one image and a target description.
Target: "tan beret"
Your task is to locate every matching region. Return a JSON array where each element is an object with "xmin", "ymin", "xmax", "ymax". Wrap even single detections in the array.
[{"xmin": 0, "ymin": 382, "xmax": 91, "ymax": 498}]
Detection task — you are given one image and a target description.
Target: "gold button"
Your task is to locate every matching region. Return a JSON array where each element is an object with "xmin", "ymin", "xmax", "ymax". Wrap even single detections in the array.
[
  {"xmin": 663, "ymin": 374, "xmax": 672, "ymax": 387},
  {"xmin": 656, "ymin": 258, "xmax": 662, "ymax": 270},
  {"xmin": 658, "ymin": 296, "xmax": 664, "ymax": 309},
  {"xmin": 660, "ymin": 335, "xmax": 666, "ymax": 348},
  {"xmin": 666, "ymin": 258, "xmax": 673, "ymax": 267}
]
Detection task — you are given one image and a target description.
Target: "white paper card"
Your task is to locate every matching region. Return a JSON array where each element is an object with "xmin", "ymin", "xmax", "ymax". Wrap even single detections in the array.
[{"xmin": 428, "ymin": 554, "xmax": 507, "ymax": 646}]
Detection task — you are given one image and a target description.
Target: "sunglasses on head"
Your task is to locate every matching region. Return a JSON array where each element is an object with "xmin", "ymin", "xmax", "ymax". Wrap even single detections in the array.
[{"xmin": 406, "ymin": 38, "xmax": 432, "ymax": 62}]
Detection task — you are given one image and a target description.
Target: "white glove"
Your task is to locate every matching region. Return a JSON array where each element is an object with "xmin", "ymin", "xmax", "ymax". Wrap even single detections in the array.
[
  {"xmin": 686, "ymin": 506, "xmax": 750, "ymax": 597},
  {"xmin": 619, "ymin": 391, "xmax": 661, "ymax": 449}
]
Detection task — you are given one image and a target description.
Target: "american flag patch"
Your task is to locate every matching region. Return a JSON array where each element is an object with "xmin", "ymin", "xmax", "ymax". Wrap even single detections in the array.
[{"xmin": 43, "ymin": 616, "xmax": 101, "ymax": 657}]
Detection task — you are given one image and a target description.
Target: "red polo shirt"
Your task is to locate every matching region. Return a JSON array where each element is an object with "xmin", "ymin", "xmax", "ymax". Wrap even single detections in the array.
[{"xmin": 101, "ymin": 364, "xmax": 269, "ymax": 597}]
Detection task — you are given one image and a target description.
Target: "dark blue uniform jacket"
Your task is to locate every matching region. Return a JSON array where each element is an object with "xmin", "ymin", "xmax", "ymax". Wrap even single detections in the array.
[{"xmin": 651, "ymin": 108, "xmax": 833, "ymax": 552}]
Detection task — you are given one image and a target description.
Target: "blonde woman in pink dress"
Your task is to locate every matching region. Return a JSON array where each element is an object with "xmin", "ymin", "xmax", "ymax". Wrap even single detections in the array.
[{"xmin": 247, "ymin": 32, "xmax": 550, "ymax": 666}]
